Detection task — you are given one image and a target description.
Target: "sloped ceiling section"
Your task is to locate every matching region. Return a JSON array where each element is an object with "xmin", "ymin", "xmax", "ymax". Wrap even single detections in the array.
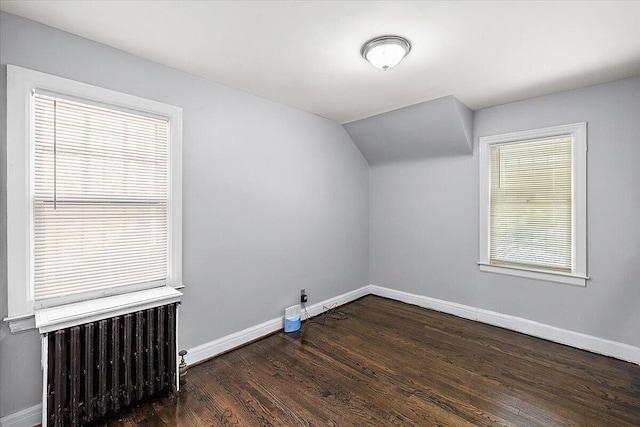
[{"xmin": 343, "ymin": 95, "xmax": 473, "ymax": 165}]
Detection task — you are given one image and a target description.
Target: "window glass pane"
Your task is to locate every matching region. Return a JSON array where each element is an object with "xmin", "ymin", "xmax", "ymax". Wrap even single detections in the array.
[
  {"xmin": 489, "ymin": 137, "xmax": 572, "ymax": 272},
  {"xmin": 33, "ymin": 94, "xmax": 169, "ymax": 300}
]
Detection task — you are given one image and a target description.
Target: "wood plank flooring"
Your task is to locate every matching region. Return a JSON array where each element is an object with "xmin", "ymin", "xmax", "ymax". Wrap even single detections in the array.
[{"xmin": 96, "ymin": 296, "xmax": 640, "ymax": 426}]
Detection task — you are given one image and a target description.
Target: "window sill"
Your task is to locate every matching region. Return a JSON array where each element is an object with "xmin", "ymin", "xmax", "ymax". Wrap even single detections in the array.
[
  {"xmin": 478, "ymin": 262, "xmax": 588, "ymax": 287},
  {"xmin": 4, "ymin": 286, "xmax": 183, "ymax": 334},
  {"xmin": 4, "ymin": 313, "xmax": 37, "ymax": 333}
]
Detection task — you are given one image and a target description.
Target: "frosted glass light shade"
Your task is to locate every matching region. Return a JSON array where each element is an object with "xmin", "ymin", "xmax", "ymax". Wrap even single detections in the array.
[{"xmin": 361, "ymin": 36, "xmax": 411, "ymax": 71}]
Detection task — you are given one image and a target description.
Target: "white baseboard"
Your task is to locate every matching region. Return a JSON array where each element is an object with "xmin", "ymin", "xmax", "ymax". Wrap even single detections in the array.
[
  {"xmin": 369, "ymin": 284, "xmax": 640, "ymax": 365},
  {"xmin": 4, "ymin": 283, "xmax": 638, "ymax": 424},
  {"xmin": 187, "ymin": 283, "xmax": 639, "ymax": 366},
  {"xmin": 302, "ymin": 285, "xmax": 370, "ymax": 319},
  {"xmin": 370, "ymin": 285, "xmax": 479, "ymax": 321},
  {"xmin": 185, "ymin": 285, "xmax": 370, "ymax": 366},
  {"xmin": 0, "ymin": 404, "xmax": 41, "ymax": 427}
]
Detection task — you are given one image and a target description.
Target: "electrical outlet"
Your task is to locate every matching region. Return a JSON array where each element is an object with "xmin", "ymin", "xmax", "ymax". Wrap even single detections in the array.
[{"xmin": 300, "ymin": 288, "xmax": 307, "ymax": 304}]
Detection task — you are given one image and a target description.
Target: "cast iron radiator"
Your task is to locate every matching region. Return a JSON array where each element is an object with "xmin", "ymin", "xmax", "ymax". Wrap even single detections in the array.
[{"xmin": 45, "ymin": 303, "xmax": 178, "ymax": 426}]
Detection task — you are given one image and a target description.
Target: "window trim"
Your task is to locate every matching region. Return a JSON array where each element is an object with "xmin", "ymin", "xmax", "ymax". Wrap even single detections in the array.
[
  {"xmin": 478, "ymin": 122, "xmax": 588, "ymax": 286},
  {"xmin": 5, "ymin": 65, "xmax": 183, "ymax": 330}
]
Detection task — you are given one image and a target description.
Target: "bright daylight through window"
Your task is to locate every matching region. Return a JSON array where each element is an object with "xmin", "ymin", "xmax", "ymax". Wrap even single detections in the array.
[
  {"xmin": 478, "ymin": 123, "xmax": 587, "ymax": 286},
  {"xmin": 33, "ymin": 94, "xmax": 170, "ymax": 301}
]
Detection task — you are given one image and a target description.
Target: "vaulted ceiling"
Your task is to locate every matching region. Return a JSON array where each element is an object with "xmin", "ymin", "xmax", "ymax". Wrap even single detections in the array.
[{"xmin": 1, "ymin": 1, "xmax": 639, "ymax": 124}]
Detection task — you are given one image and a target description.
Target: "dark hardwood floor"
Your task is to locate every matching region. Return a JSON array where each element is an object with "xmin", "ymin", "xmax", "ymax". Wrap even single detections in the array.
[{"xmin": 97, "ymin": 296, "xmax": 640, "ymax": 426}]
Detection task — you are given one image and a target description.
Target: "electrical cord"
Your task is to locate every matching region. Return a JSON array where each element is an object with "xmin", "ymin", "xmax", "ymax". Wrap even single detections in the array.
[{"xmin": 301, "ymin": 302, "xmax": 348, "ymax": 333}]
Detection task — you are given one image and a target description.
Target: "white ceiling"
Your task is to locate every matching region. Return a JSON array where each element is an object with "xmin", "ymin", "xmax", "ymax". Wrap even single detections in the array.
[{"xmin": 2, "ymin": 1, "xmax": 639, "ymax": 124}]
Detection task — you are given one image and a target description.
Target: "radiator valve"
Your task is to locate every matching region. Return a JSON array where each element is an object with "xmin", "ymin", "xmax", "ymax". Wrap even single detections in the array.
[{"xmin": 178, "ymin": 350, "xmax": 188, "ymax": 384}]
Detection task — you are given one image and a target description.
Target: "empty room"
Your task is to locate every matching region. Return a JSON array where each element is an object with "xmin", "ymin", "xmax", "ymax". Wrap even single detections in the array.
[{"xmin": 1, "ymin": 1, "xmax": 639, "ymax": 426}]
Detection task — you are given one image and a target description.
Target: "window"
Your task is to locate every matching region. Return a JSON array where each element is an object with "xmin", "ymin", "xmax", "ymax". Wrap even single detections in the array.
[
  {"xmin": 6, "ymin": 65, "xmax": 182, "ymax": 329},
  {"xmin": 478, "ymin": 123, "xmax": 587, "ymax": 286}
]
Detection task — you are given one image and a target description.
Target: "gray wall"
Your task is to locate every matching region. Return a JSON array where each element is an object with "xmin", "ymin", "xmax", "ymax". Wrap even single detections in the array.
[
  {"xmin": 2, "ymin": 8, "xmax": 639, "ymax": 421},
  {"xmin": 344, "ymin": 95, "xmax": 473, "ymax": 164},
  {"xmin": 0, "ymin": 12, "xmax": 369, "ymax": 418},
  {"xmin": 370, "ymin": 76, "xmax": 640, "ymax": 348}
]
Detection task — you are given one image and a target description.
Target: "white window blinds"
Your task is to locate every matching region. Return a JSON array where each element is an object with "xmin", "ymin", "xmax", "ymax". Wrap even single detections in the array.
[
  {"xmin": 489, "ymin": 137, "xmax": 572, "ymax": 272},
  {"xmin": 33, "ymin": 94, "xmax": 169, "ymax": 301}
]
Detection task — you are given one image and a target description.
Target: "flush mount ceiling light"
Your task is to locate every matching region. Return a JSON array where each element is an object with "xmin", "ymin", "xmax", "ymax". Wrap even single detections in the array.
[{"xmin": 361, "ymin": 35, "xmax": 411, "ymax": 71}]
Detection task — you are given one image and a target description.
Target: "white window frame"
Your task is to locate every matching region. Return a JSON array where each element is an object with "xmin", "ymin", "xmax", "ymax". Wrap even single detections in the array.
[
  {"xmin": 5, "ymin": 65, "xmax": 183, "ymax": 331},
  {"xmin": 478, "ymin": 122, "xmax": 588, "ymax": 286}
]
